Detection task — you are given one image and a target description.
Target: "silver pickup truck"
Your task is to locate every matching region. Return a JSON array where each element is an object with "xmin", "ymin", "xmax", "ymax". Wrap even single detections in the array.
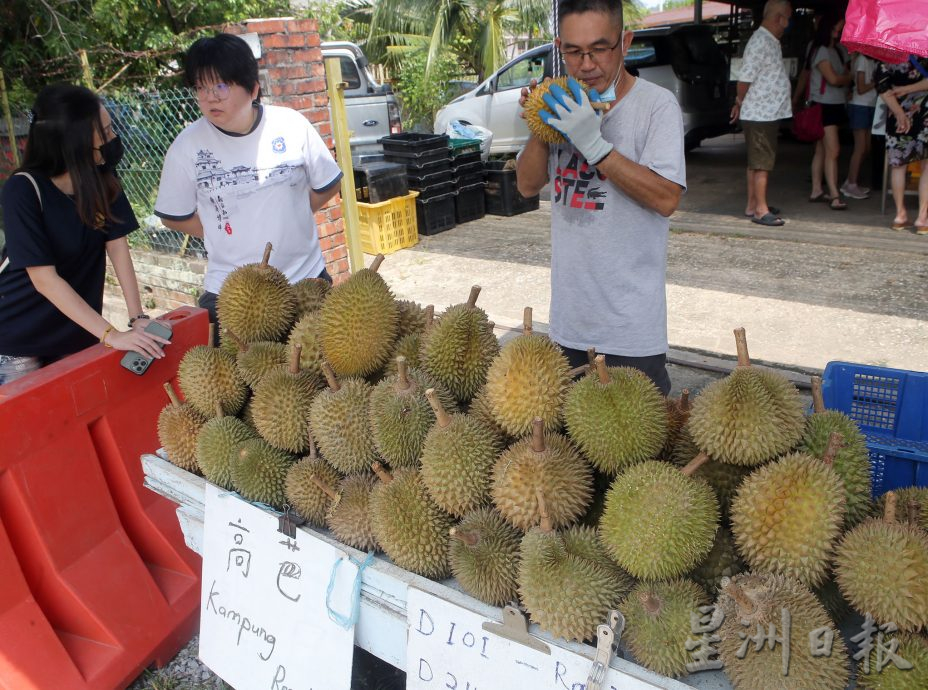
[{"xmin": 322, "ymin": 41, "xmax": 403, "ymax": 157}]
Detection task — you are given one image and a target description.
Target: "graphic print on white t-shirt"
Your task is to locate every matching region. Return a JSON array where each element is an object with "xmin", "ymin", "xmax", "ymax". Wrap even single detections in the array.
[{"xmin": 552, "ymin": 150, "xmax": 608, "ymax": 211}]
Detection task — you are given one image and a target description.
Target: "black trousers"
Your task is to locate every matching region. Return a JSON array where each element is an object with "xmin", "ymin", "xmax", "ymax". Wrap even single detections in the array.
[{"xmin": 560, "ymin": 345, "xmax": 672, "ymax": 396}]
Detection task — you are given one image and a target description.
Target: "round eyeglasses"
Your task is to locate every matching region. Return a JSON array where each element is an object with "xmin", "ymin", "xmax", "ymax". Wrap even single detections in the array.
[
  {"xmin": 192, "ymin": 83, "xmax": 232, "ymax": 101},
  {"xmin": 561, "ymin": 36, "xmax": 623, "ymax": 66}
]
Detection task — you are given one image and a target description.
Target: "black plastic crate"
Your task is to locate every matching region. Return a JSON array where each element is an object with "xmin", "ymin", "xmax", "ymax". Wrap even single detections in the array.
[
  {"xmin": 455, "ymin": 181, "xmax": 486, "ymax": 223},
  {"xmin": 454, "ymin": 169, "xmax": 486, "ymax": 188},
  {"xmin": 385, "ymin": 155, "xmax": 452, "ymax": 174},
  {"xmin": 407, "ymin": 169, "xmax": 454, "ymax": 190},
  {"xmin": 484, "ymin": 160, "xmax": 540, "ymax": 216},
  {"xmin": 449, "ymin": 138, "xmax": 482, "ymax": 157},
  {"xmin": 380, "ymin": 133, "xmax": 451, "ymax": 164},
  {"xmin": 450, "ymin": 150, "xmax": 481, "ymax": 167},
  {"xmin": 452, "ymin": 159, "xmax": 484, "ymax": 177},
  {"xmin": 354, "ymin": 161, "xmax": 408, "ymax": 203},
  {"xmin": 415, "ymin": 179, "xmax": 456, "ymax": 200},
  {"xmin": 417, "ymin": 192, "xmax": 457, "ymax": 236}
]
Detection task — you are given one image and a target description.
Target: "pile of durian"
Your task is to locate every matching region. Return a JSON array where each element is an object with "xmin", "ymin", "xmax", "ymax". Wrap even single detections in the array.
[{"xmin": 158, "ymin": 244, "xmax": 928, "ymax": 690}]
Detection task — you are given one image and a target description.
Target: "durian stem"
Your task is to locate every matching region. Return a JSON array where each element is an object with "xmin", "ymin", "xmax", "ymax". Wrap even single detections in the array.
[
  {"xmin": 424, "ymin": 304, "xmax": 435, "ymax": 331},
  {"xmin": 449, "ymin": 527, "xmax": 479, "ymax": 547},
  {"xmin": 369, "ymin": 254, "xmax": 385, "ymax": 273},
  {"xmin": 587, "ymin": 347, "xmax": 597, "ymax": 369},
  {"xmin": 425, "ymin": 388, "xmax": 451, "ymax": 428},
  {"xmin": 261, "ymin": 242, "xmax": 273, "ymax": 267},
  {"xmin": 883, "ymin": 491, "xmax": 898, "ymax": 524},
  {"xmin": 310, "ymin": 475, "xmax": 339, "ymax": 501},
  {"xmin": 822, "ymin": 432, "xmax": 843, "ymax": 467},
  {"xmin": 371, "ymin": 460, "xmax": 393, "ymax": 484},
  {"xmin": 163, "ymin": 381, "xmax": 182, "ymax": 407},
  {"xmin": 681, "ymin": 452, "xmax": 710, "ymax": 477},
  {"xmin": 908, "ymin": 499, "xmax": 921, "ymax": 526},
  {"xmin": 595, "ymin": 355, "xmax": 610, "ymax": 385},
  {"xmin": 722, "ymin": 579, "xmax": 756, "ymax": 616},
  {"xmin": 530, "ymin": 418, "xmax": 546, "ymax": 453},
  {"xmin": 811, "ymin": 376, "xmax": 826, "ymax": 414},
  {"xmin": 321, "ymin": 361, "xmax": 341, "ymax": 391},
  {"xmin": 395, "ymin": 356, "xmax": 413, "ymax": 392},
  {"xmin": 523, "ymin": 306, "xmax": 533, "ymax": 335},
  {"xmin": 223, "ymin": 327, "xmax": 248, "ymax": 352},
  {"xmin": 734, "ymin": 327, "xmax": 751, "ymax": 367},
  {"xmin": 567, "ymin": 364, "xmax": 589, "ymax": 378},
  {"xmin": 680, "ymin": 389, "xmax": 691, "ymax": 411},
  {"xmin": 487, "ymin": 321, "xmax": 495, "ymax": 333},
  {"xmin": 638, "ymin": 591, "xmax": 661, "ymax": 616},
  {"xmin": 308, "ymin": 434, "xmax": 317, "ymax": 460},
  {"xmin": 289, "ymin": 343, "xmax": 303, "ymax": 375},
  {"xmin": 214, "ymin": 401, "xmax": 224, "ymax": 418},
  {"xmin": 466, "ymin": 285, "xmax": 481, "ymax": 308},
  {"xmin": 536, "ymin": 488, "xmax": 553, "ymax": 533}
]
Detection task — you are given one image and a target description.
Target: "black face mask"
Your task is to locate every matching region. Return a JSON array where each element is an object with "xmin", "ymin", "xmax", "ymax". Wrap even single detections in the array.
[{"xmin": 97, "ymin": 135, "xmax": 124, "ymax": 173}]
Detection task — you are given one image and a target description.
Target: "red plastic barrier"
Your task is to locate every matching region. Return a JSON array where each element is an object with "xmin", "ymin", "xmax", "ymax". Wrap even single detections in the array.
[{"xmin": 0, "ymin": 307, "xmax": 209, "ymax": 690}]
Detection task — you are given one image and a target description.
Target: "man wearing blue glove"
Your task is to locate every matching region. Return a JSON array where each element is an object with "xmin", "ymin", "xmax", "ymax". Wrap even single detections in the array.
[{"xmin": 516, "ymin": 0, "xmax": 686, "ymax": 395}]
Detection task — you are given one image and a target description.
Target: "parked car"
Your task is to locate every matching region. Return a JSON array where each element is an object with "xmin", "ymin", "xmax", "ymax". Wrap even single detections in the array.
[
  {"xmin": 321, "ymin": 41, "xmax": 403, "ymax": 157},
  {"xmin": 433, "ymin": 24, "xmax": 731, "ymax": 153}
]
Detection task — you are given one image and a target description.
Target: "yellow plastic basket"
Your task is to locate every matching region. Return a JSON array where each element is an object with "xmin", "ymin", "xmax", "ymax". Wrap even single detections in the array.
[{"xmin": 356, "ymin": 190, "xmax": 420, "ymax": 255}]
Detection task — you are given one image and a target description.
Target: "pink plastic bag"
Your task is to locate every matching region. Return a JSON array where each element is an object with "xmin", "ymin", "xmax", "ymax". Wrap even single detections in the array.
[{"xmin": 842, "ymin": 0, "xmax": 928, "ymax": 63}]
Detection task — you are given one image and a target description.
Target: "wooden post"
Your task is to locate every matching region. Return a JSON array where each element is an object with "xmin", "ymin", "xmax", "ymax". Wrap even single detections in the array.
[
  {"xmin": 324, "ymin": 56, "xmax": 362, "ymax": 274},
  {"xmin": 78, "ymin": 50, "xmax": 95, "ymax": 90},
  {"xmin": 0, "ymin": 69, "xmax": 20, "ymax": 168}
]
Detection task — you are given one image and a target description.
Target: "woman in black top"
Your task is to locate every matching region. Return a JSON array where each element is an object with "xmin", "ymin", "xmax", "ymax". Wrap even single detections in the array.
[
  {"xmin": 876, "ymin": 56, "xmax": 928, "ymax": 233},
  {"xmin": 0, "ymin": 84, "xmax": 168, "ymax": 385}
]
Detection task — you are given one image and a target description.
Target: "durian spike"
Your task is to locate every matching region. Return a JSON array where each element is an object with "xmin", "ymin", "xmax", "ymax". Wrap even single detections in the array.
[
  {"xmin": 288, "ymin": 343, "xmax": 303, "ymax": 375},
  {"xmin": 681, "ymin": 452, "xmax": 711, "ymax": 476},
  {"xmin": 535, "ymin": 488, "xmax": 553, "ymax": 533},
  {"xmin": 450, "ymin": 527, "xmax": 479, "ymax": 547},
  {"xmin": 223, "ymin": 327, "xmax": 248, "ymax": 353},
  {"xmin": 320, "ymin": 361, "xmax": 341, "ymax": 391},
  {"xmin": 720, "ymin": 577, "xmax": 756, "ymax": 615},
  {"xmin": 523, "ymin": 307, "xmax": 533, "ymax": 335},
  {"xmin": 424, "ymin": 388, "xmax": 451, "ymax": 428},
  {"xmin": 369, "ymin": 254, "xmax": 385, "ymax": 273},
  {"xmin": 734, "ymin": 327, "xmax": 751, "ymax": 367},
  {"xmin": 466, "ymin": 285, "xmax": 481, "ymax": 308},
  {"xmin": 371, "ymin": 460, "xmax": 393, "ymax": 484},
  {"xmin": 883, "ymin": 491, "xmax": 898, "ymax": 524},
  {"xmin": 394, "ymin": 356, "xmax": 414, "ymax": 392},
  {"xmin": 530, "ymin": 417, "xmax": 547, "ymax": 453},
  {"xmin": 163, "ymin": 381, "xmax": 182, "ymax": 407},
  {"xmin": 261, "ymin": 242, "xmax": 273, "ymax": 267},
  {"xmin": 822, "ymin": 431, "xmax": 844, "ymax": 468},
  {"xmin": 594, "ymin": 354, "xmax": 611, "ymax": 385},
  {"xmin": 587, "ymin": 347, "xmax": 597, "ymax": 369},
  {"xmin": 639, "ymin": 590, "xmax": 662, "ymax": 616},
  {"xmin": 811, "ymin": 376, "xmax": 826, "ymax": 414},
  {"xmin": 310, "ymin": 475, "xmax": 340, "ymax": 501}
]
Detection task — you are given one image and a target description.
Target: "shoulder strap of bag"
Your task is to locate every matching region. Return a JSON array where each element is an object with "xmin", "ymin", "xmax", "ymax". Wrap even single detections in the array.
[
  {"xmin": 909, "ymin": 54, "xmax": 928, "ymax": 80},
  {"xmin": 0, "ymin": 172, "xmax": 43, "ymax": 275}
]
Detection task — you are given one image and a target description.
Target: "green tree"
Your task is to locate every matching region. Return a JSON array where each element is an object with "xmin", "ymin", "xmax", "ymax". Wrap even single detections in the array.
[{"xmin": 392, "ymin": 49, "xmax": 463, "ymax": 130}]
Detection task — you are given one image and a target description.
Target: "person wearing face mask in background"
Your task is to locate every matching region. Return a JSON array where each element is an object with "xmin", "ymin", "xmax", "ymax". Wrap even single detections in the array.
[
  {"xmin": 0, "ymin": 84, "xmax": 167, "ymax": 386},
  {"xmin": 516, "ymin": 0, "xmax": 685, "ymax": 395}
]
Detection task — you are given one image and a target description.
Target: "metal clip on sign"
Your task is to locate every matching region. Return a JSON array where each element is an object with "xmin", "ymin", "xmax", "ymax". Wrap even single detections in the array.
[
  {"xmin": 586, "ymin": 610, "xmax": 625, "ymax": 690},
  {"xmin": 277, "ymin": 505, "xmax": 306, "ymax": 539},
  {"xmin": 482, "ymin": 604, "xmax": 551, "ymax": 655}
]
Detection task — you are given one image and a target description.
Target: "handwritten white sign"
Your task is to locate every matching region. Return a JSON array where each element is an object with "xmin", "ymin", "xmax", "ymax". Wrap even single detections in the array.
[
  {"xmin": 200, "ymin": 484, "xmax": 356, "ymax": 690},
  {"xmin": 406, "ymin": 588, "xmax": 662, "ymax": 690}
]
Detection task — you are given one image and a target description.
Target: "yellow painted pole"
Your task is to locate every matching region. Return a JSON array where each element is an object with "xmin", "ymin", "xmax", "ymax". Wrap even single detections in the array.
[
  {"xmin": 0, "ymin": 68, "xmax": 20, "ymax": 167},
  {"xmin": 78, "ymin": 49, "xmax": 95, "ymax": 90},
  {"xmin": 324, "ymin": 56, "xmax": 363, "ymax": 274}
]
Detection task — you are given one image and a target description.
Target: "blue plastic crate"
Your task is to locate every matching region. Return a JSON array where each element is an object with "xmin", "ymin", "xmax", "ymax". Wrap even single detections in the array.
[{"xmin": 822, "ymin": 361, "xmax": 928, "ymax": 496}]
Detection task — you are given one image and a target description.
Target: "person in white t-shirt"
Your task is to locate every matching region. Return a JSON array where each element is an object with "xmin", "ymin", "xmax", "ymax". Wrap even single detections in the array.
[
  {"xmin": 155, "ymin": 33, "xmax": 343, "ymax": 330},
  {"xmin": 842, "ymin": 53, "xmax": 877, "ymax": 199}
]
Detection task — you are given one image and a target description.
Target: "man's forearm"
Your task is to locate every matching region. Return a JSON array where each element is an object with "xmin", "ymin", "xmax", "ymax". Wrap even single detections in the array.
[
  {"xmin": 516, "ymin": 136, "xmax": 549, "ymax": 198},
  {"xmin": 161, "ymin": 214, "xmax": 204, "ymax": 238},
  {"xmin": 594, "ymin": 150, "xmax": 683, "ymax": 218}
]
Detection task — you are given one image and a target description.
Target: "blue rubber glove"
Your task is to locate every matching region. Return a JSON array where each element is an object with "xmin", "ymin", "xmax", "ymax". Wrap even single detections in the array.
[{"xmin": 539, "ymin": 77, "xmax": 613, "ymax": 165}]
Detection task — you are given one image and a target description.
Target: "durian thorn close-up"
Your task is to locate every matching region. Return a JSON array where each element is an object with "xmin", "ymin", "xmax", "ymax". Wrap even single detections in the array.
[{"xmin": 425, "ymin": 388, "xmax": 452, "ymax": 428}]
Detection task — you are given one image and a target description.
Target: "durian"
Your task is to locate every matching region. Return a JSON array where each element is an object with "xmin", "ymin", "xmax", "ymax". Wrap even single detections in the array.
[
  {"xmin": 395, "ymin": 299, "xmax": 427, "ymax": 339},
  {"xmin": 449, "ymin": 508, "xmax": 521, "ymax": 606},
  {"xmin": 599, "ymin": 455, "xmax": 719, "ymax": 580},
  {"xmin": 196, "ymin": 401, "xmax": 258, "ymax": 489},
  {"xmin": 523, "ymin": 77, "xmax": 597, "ymax": 145},
  {"xmin": 157, "ymin": 381, "xmax": 207, "ymax": 471},
  {"xmin": 308, "ymin": 362, "xmax": 376, "ymax": 475},
  {"xmin": 230, "ymin": 438, "xmax": 295, "ymax": 508},
  {"xmin": 251, "ymin": 344, "xmax": 319, "ymax": 454},
  {"xmin": 284, "ymin": 438, "xmax": 342, "ymax": 527},
  {"xmin": 563, "ymin": 356, "xmax": 668, "ymax": 475},
  {"xmin": 671, "ymin": 431, "xmax": 752, "ymax": 521},
  {"xmin": 217, "ymin": 242, "xmax": 296, "ymax": 343},
  {"xmin": 662, "ymin": 388, "xmax": 691, "ymax": 458},
  {"xmin": 287, "ymin": 311, "xmax": 325, "ymax": 381},
  {"xmin": 177, "ymin": 344, "xmax": 248, "ymax": 417},
  {"xmin": 291, "ymin": 276, "xmax": 330, "ymax": 318},
  {"xmin": 326, "ymin": 473, "xmax": 379, "ymax": 551},
  {"xmin": 223, "ymin": 328, "xmax": 288, "ymax": 390},
  {"xmin": 875, "ymin": 487, "xmax": 928, "ymax": 531},
  {"xmin": 319, "ymin": 254, "xmax": 399, "ymax": 377},
  {"xmin": 857, "ymin": 632, "xmax": 928, "ymax": 690},
  {"xmin": 420, "ymin": 388, "xmax": 501, "ymax": 517},
  {"xmin": 688, "ymin": 525, "xmax": 744, "ymax": 596},
  {"xmin": 369, "ymin": 462, "xmax": 453, "ymax": 579},
  {"xmin": 687, "ymin": 328, "xmax": 805, "ymax": 466}
]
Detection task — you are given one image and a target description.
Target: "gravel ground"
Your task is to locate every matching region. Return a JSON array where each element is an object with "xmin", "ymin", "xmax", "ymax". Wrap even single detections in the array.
[{"xmin": 127, "ymin": 637, "xmax": 230, "ymax": 690}]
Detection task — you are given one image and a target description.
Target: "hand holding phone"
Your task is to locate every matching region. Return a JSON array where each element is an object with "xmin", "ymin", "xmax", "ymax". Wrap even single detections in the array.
[{"xmin": 120, "ymin": 320, "xmax": 173, "ymax": 375}]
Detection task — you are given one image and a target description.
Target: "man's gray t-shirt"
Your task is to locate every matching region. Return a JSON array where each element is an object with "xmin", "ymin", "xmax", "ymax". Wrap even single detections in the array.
[{"xmin": 547, "ymin": 77, "xmax": 686, "ymax": 357}]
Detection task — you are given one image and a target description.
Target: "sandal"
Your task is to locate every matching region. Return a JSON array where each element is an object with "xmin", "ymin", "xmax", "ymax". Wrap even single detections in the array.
[
  {"xmin": 891, "ymin": 219, "xmax": 910, "ymax": 230},
  {"xmin": 745, "ymin": 206, "xmax": 780, "ymax": 217},
  {"xmin": 809, "ymin": 193, "xmax": 827, "ymax": 203},
  {"xmin": 829, "ymin": 198, "xmax": 847, "ymax": 210},
  {"xmin": 751, "ymin": 212, "xmax": 785, "ymax": 227},
  {"xmin": 916, "ymin": 226, "xmax": 928, "ymax": 235}
]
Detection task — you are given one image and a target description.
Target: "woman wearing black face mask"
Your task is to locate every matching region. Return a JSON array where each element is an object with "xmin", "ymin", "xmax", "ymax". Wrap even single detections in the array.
[{"xmin": 0, "ymin": 84, "xmax": 167, "ymax": 385}]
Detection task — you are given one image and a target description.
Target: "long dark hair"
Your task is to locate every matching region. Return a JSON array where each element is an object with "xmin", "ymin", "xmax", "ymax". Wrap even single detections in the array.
[
  {"xmin": 807, "ymin": 11, "xmax": 842, "ymax": 67},
  {"xmin": 20, "ymin": 84, "xmax": 121, "ymax": 230}
]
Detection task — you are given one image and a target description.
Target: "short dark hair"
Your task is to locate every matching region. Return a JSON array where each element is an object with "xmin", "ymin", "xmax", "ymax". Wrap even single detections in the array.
[
  {"xmin": 184, "ymin": 33, "xmax": 260, "ymax": 98},
  {"xmin": 21, "ymin": 83, "xmax": 120, "ymax": 230},
  {"xmin": 557, "ymin": 0, "xmax": 624, "ymax": 29}
]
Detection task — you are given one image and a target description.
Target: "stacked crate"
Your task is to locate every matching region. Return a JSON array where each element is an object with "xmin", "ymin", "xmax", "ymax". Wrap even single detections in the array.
[
  {"xmin": 450, "ymin": 139, "xmax": 486, "ymax": 223},
  {"xmin": 484, "ymin": 160, "xmax": 540, "ymax": 216},
  {"xmin": 381, "ymin": 133, "xmax": 457, "ymax": 236}
]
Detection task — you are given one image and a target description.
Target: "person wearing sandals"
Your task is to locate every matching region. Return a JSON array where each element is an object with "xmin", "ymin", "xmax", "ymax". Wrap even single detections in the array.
[
  {"xmin": 806, "ymin": 13, "xmax": 852, "ymax": 210},
  {"xmin": 0, "ymin": 84, "xmax": 168, "ymax": 386},
  {"xmin": 842, "ymin": 52, "xmax": 877, "ymax": 200},
  {"xmin": 730, "ymin": 0, "xmax": 793, "ymax": 227},
  {"xmin": 875, "ymin": 55, "xmax": 928, "ymax": 234}
]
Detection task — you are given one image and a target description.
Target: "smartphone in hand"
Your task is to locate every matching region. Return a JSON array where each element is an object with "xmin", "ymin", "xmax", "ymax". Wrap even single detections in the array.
[{"xmin": 119, "ymin": 320, "xmax": 173, "ymax": 375}]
